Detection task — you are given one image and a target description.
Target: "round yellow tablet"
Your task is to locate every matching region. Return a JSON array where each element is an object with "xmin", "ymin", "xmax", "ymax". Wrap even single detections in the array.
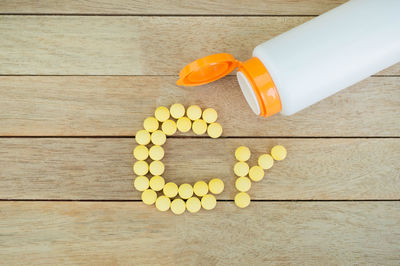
[
  {"xmin": 141, "ymin": 189, "xmax": 157, "ymax": 205},
  {"xmin": 161, "ymin": 119, "xmax": 177, "ymax": 136},
  {"xmin": 154, "ymin": 106, "xmax": 170, "ymax": 122},
  {"xmin": 149, "ymin": 160, "xmax": 165, "ymax": 176},
  {"xmin": 133, "ymin": 145, "xmax": 149, "ymax": 161},
  {"xmin": 151, "ymin": 130, "xmax": 166, "ymax": 146},
  {"xmin": 202, "ymin": 108, "xmax": 218, "ymax": 123},
  {"xmin": 171, "ymin": 198, "xmax": 186, "ymax": 215},
  {"xmin": 235, "ymin": 146, "xmax": 251, "ymax": 162},
  {"xmin": 207, "ymin": 122, "xmax": 223, "ymax": 138},
  {"xmin": 134, "ymin": 176, "xmax": 149, "ymax": 192},
  {"xmin": 208, "ymin": 178, "xmax": 224, "ymax": 195},
  {"xmin": 187, "ymin": 105, "xmax": 202, "ymax": 120},
  {"xmin": 258, "ymin": 154, "xmax": 274, "ymax": 169},
  {"xmin": 149, "ymin": 175, "xmax": 165, "ymax": 191},
  {"xmin": 186, "ymin": 197, "xmax": 201, "ymax": 213},
  {"xmin": 170, "ymin": 103, "xmax": 185, "ymax": 119},
  {"xmin": 163, "ymin": 182, "xmax": 178, "ymax": 198},
  {"xmin": 271, "ymin": 145, "xmax": 287, "ymax": 161},
  {"xmin": 201, "ymin": 194, "xmax": 217, "ymax": 210},
  {"xmin": 143, "ymin": 117, "xmax": 159, "ymax": 132},
  {"xmin": 235, "ymin": 176, "xmax": 251, "ymax": 192},
  {"xmin": 177, "ymin": 117, "xmax": 192, "ymax": 133},
  {"xmin": 149, "ymin": 145, "xmax": 164, "ymax": 161},
  {"xmin": 249, "ymin": 166, "xmax": 264, "ymax": 182},
  {"xmin": 234, "ymin": 192, "xmax": 250, "ymax": 208},
  {"xmin": 155, "ymin": 196, "xmax": 171, "ymax": 212},
  {"xmin": 133, "ymin": 160, "xmax": 148, "ymax": 176},
  {"xmin": 234, "ymin": 161, "xmax": 249, "ymax": 177},
  {"xmin": 135, "ymin": 130, "xmax": 151, "ymax": 145},
  {"xmin": 178, "ymin": 183, "xmax": 194, "ymax": 199},
  {"xmin": 192, "ymin": 119, "xmax": 207, "ymax": 135},
  {"xmin": 193, "ymin": 181, "xmax": 209, "ymax": 197}
]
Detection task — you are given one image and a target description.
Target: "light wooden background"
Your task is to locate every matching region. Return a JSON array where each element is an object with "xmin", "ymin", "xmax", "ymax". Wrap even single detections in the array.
[{"xmin": 0, "ymin": 1, "xmax": 399, "ymax": 265}]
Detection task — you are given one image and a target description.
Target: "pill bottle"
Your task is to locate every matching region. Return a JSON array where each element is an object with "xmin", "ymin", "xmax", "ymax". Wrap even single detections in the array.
[{"xmin": 177, "ymin": 0, "xmax": 400, "ymax": 117}]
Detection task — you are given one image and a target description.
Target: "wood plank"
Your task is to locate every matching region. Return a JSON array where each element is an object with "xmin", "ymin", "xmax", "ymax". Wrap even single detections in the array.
[
  {"xmin": 1, "ymin": 76, "xmax": 399, "ymax": 137},
  {"xmin": 0, "ymin": 201, "xmax": 399, "ymax": 264},
  {"xmin": 0, "ymin": 16, "xmax": 398, "ymax": 75},
  {"xmin": 0, "ymin": 0, "xmax": 346, "ymax": 15},
  {"xmin": 0, "ymin": 138, "xmax": 398, "ymax": 200}
]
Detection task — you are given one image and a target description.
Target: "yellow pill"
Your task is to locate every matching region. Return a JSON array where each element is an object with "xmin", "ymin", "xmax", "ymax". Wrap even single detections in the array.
[
  {"xmin": 193, "ymin": 181, "xmax": 209, "ymax": 197},
  {"xmin": 133, "ymin": 145, "xmax": 149, "ymax": 161},
  {"xmin": 141, "ymin": 189, "xmax": 157, "ymax": 205},
  {"xmin": 134, "ymin": 176, "xmax": 149, "ymax": 192},
  {"xmin": 161, "ymin": 119, "xmax": 177, "ymax": 136},
  {"xmin": 177, "ymin": 117, "xmax": 192, "ymax": 133},
  {"xmin": 155, "ymin": 195, "xmax": 171, "ymax": 212},
  {"xmin": 208, "ymin": 178, "xmax": 224, "ymax": 195},
  {"xmin": 154, "ymin": 106, "xmax": 170, "ymax": 122},
  {"xmin": 133, "ymin": 160, "xmax": 148, "ymax": 176},
  {"xmin": 258, "ymin": 154, "xmax": 274, "ymax": 170},
  {"xmin": 178, "ymin": 183, "xmax": 194, "ymax": 199},
  {"xmin": 163, "ymin": 182, "xmax": 178, "ymax": 198},
  {"xmin": 151, "ymin": 130, "xmax": 167, "ymax": 146},
  {"xmin": 249, "ymin": 166, "xmax": 264, "ymax": 182},
  {"xmin": 271, "ymin": 145, "xmax": 287, "ymax": 161},
  {"xmin": 149, "ymin": 175, "xmax": 165, "ymax": 191},
  {"xmin": 187, "ymin": 105, "xmax": 202, "ymax": 120},
  {"xmin": 234, "ymin": 161, "xmax": 249, "ymax": 177},
  {"xmin": 235, "ymin": 176, "xmax": 252, "ymax": 192},
  {"xmin": 135, "ymin": 130, "xmax": 151, "ymax": 145},
  {"xmin": 170, "ymin": 103, "xmax": 185, "ymax": 119},
  {"xmin": 186, "ymin": 197, "xmax": 201, "ymax": 213},
  {"xmin": 192, "ymin": 119, "xmax": 207, "ymax": 135},
  {"xmin": 149, "ymin": 145, "xmax": 164, "ymax": 161},
  {"xmin": 143, "ymin": 117, "xmax": 159, "ymax": 132},
  {"xmin": 171, "ymin": 198, "xmax": 186, "ymax": 215},
  {"xmin": 201, "ymin": 194, "xmax": 217, "ymax": 210},
  {"xmin": 149, "ymin": 160, "xmax": 165, "ymax": 176},
  {"xmin": 207, "ymin": 122, "xmax": 223, "ymax": 138},
  {"xmin": 202, "ymin": 108, "xmax": 218, "ymax": 123},
  {"xmin": 235, "ymin": 146, "xmax": 251, "ymax": 162},
  {"xmin": 234, "ymin": 192, "xmax": 250, "ymax": 208}
]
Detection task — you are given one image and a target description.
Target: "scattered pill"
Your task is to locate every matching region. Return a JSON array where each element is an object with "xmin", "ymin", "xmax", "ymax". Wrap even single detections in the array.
[
  {"xmin": 151, "ymin": 130, "xmax": 167, "ymax": 146},
  {"xmin": 133, "ymin": 145, "xmax": 149, "ymax": 161},
  {"xmin": 234, "ymin": 161, "xmax": 249, "ymax": 177},
  {"xmin": 271, "ymin": 145, "xmax": 287, "ymax": 161},
  {"xmin": 155, "ymin": 106, "xmax": 170, "ymax": 122},
  {"xmin": 249, "ymin": 165, "xmax": 264, "ymax": 182},
  {"xmin": 177, "ymin": 117, "xmax": 192, "ymax": 133},
  {"xmin": 201, "ymin": 194, "xmax": 217, "ymax": 210},
  {"xmin": 171, "ymin": 198, "xmax": 186, "ymax": 215},
  {"xmin": 149, "ymin": 160, "xmax": 165, "ymax": 176},
  {"xmin": 235, "ymin": 176, "xmax": 252, "ymax": 192},
  {"xmin": 202, "ymin": 108, "xmax": 218, "ymax": 123},
  {"xmin": 135, "ymin": 130, "xmax": 151, "ymax": 145},
  {"xmin": 161, "ymin": 120, "xmax": 177, "ymax": 136},
  {"xmin": 133, "ymin": 160, "xmax": 149, "ymax": 176},
  {"xmin": 134, "ymin": 176, "xmax": 150, "ymax": 192},
  {"xmin": 142, "ymin": 189, "xmax": 157, "ymax": 205},
  {"xmin": 178, "ymin": 183, "xmax": 194, "ymax": 199},
  {"xmin": 258, "ymin": 154, "xmax": 274, "ymax": 170},
  {"xmin": 155, "ymin": 196, "xmax": 171, "ymax": 212},
  {"xmin": 207, "ymin": 122, "xmax": 223, "ymax": 138},
  {"xmin": 192, "ymin": 119, "xmax": 208, "ymax": 135},
  {"xmin": 208, "ymin": 178, "xmax": 224, "ymax": 194},
  {"xmin": 149, "ymin": 175, "xmax": 165, "ymax": 191},
  {"xmin": 186, "ymin": 197, "xmax": 201, "ymax": 213},
  {"xmin": 170, "ymin": 103, "xmax": 185, "ymax": 119},
  {"xmin": 235, "ymin": 146, "xmax": 251, "ymax": 162},
  {"xmin": 193, "ymin": 181, "xmax": 209, "ymax": 197},
  {"xmin": 149, "ymin": 145, "xmax": 164, "ymax": 161},
  {"xmin": 234, "ymin": 192, "xmax": 250, "ymax": 208},
  {"xmin": 163, "ymin": 182, "xmax": 178, "ymax": 198},
  {"xmin": 187, "ymin": 105, "xmax": 202, "ymax": 120},
  {"xmin": 143, "ymin": 117, "xmax": 159, "ymax": 132}
]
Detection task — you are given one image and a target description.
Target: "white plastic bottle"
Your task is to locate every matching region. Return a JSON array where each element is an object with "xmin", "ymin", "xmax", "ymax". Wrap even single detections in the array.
[{"xmin": 177, "ymin": 0, "xmax": 400, "ymax": 117}]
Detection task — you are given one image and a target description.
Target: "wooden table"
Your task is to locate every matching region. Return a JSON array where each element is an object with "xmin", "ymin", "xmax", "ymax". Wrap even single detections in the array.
[{"xmin": 0, "ymin": 1, "xmax": 399, "ymax": 264}]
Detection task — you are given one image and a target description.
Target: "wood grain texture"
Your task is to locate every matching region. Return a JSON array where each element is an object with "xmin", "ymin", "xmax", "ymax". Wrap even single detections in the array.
[
  {"xmin": 0, "ymin": 16, "xmax": 399, "ymax": 75},
  {"xmin": 1, "ymin": 76, "xmax": 399, "ymax": 137},
  {"xmin": 0, "ymin": 0, "xmax": 346, "ymax": 15},
  {"xmin": 0, "ymin": 138, "xmax": 398, "ymax": 200},
  {"xmin": 0, "ymin": 201, "xmax": 399, "ymax": 265}
]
